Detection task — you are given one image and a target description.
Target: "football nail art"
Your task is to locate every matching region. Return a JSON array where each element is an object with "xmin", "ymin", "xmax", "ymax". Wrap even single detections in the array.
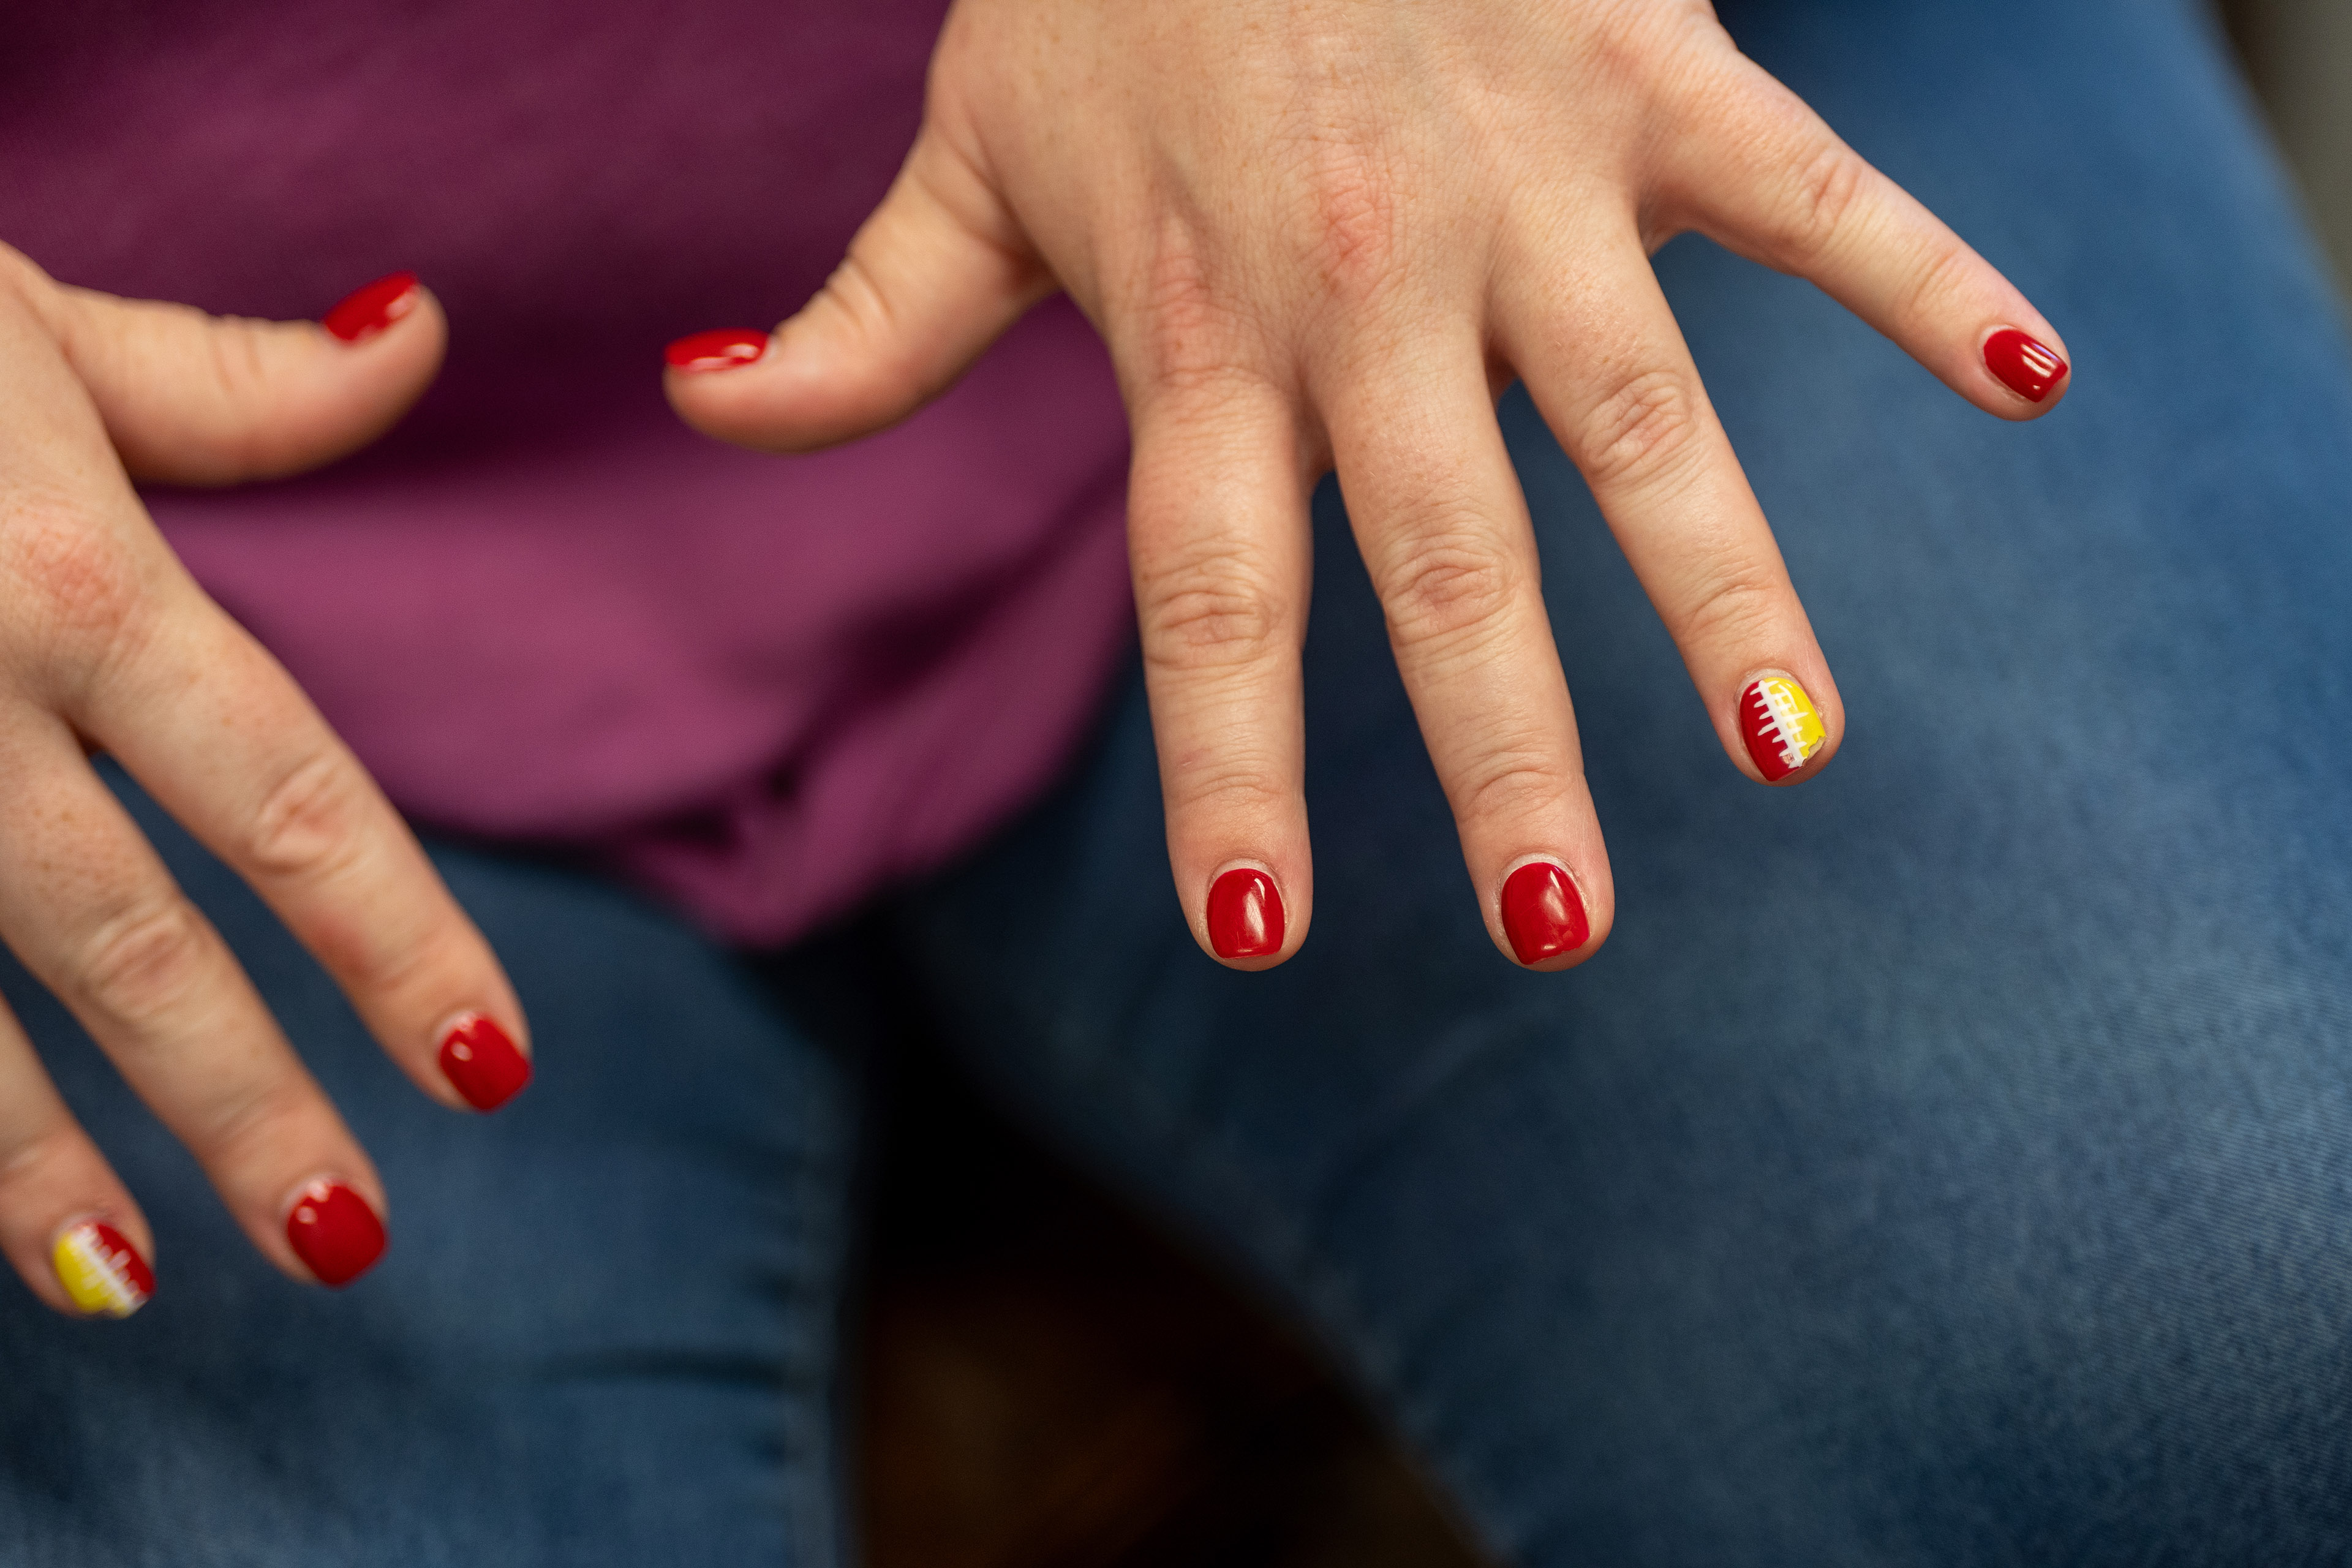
[
  {"xmin": 1741, "ymin": 675, "xmax": 1826, "ymax": 782},
  {"xmin": 51, "ymin": 1220, "xmax": 153, "ymax": 1318}
]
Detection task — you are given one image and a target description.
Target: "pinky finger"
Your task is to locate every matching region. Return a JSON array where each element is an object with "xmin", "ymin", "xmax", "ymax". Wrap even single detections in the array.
[{"xmin": 0, "ymin": 995, "xmax": 156, "ymax": 1318}]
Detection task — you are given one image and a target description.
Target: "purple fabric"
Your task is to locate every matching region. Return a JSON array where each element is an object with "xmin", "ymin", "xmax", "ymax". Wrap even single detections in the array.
[{"xmin": 0, "ymin": 0, "xmax": 1134, "ymax": 942}]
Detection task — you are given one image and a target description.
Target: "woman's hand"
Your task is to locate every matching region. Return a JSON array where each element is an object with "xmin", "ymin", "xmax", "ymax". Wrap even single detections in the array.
[
  {"xmin": 0, "ymin": 251, "xmax": 531, "ymax": 1315},
  {"xmin": 665, "ymin": 0, "xmax": 2070, "ymax": 971}
]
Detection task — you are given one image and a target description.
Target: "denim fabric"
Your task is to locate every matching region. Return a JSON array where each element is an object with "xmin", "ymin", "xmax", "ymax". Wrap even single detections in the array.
[
  {"xmin": 6, "ymin": 0, "xmax": 2352, "ymax": 1562},
  {"xmin": 0, "ymin": 804, "xmax": 857, "ymax": 1568},
  {"xmin": 907, "ymin": 0, "xmax": 2352, "ymax": 1562}
]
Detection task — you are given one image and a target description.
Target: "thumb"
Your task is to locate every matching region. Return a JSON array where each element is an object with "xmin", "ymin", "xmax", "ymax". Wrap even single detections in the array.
[
  {"xmin": 33, "ymin": 260, "xmax": 447, "ymax": 488},
  {"xmin": 665, "ymin": 126, "xmax": 1054, "ymax": 454}
]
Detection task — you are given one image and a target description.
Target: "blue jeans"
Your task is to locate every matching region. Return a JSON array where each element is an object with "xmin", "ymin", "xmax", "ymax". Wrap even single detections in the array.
[{"xmin": 7, "ymin": 0, "xmax": 2352, "ymax": 1561}]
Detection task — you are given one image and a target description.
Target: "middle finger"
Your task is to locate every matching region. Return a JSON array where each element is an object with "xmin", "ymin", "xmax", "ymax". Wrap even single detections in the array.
[{"xmin": 1316, "ymin": 329, "xmax": 1611, "ymax": 968}]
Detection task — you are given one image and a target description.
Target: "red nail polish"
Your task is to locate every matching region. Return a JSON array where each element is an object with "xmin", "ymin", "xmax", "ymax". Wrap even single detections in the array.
[
  {"xmin": 1983, "ymin": 328, "xmax": 2067, "ymax": 402},
  {"xmin": 1500, "ymin": 861, "xmax": 1588, "ymax": 965},
  {"xmin": 322, "ymin": 271, "xmax": 421, "ymax": 344},
  {"xmin": 664, "ymin": 328, "xmax": 767, "ymax": 372},
  {"xmin": 439, "ymin": 1014, "xmax": 531, "ymax": 1112},
  {"xmin": 285, "ymin": 1181, "xmax": 386, "ymax": 1287},
  {"xmin": 1207, "ymin": 868, "xmax": 1284, "ymax": 959}
]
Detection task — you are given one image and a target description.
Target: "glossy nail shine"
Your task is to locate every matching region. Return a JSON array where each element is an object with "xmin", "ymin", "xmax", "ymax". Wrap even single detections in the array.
[
  {"xmin": 1207, "ymin": 868, "xmax": 1284, "ymax": 959},
  {"xmin": 323, "ymin": 271, "xmax": 421, "ymax": 344},
  {"xmin": 1983, "ymin": 328, "xmax": 2067, "ymax": 402},
  {"xmin": 1500, "ymin": 861, "xmax": 1589, "ymax": 966},
  {"xmin": 665, "ymin": 328, "xmax": 767, "ymax": 372},
  {"xmin": 52, "ymin": 1221, "xmax": 153, "ymax": 1318},
  {"xmin": 286, "ymin": 1181, "xmax": 386, "ymax": 1288},
  {"xmin": 439, "ymin": 1013, "xmax": 532, "ymax": 1112}
]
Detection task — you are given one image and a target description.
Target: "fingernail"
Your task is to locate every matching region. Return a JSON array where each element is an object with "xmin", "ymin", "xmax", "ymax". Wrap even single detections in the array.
[
  {"xmin": 1207, "ymin": 867, "xmax": 1284, "ymax": 959},
  {"xmin": 1983, "ymin": 328, "xmax": 2067, "ymax": 403},
  {"xmin": 1500, "ymin": 861, "xmax": 1589, "ymax": 966},
  {"xmin": 664, "ymin": 328, "xmax": 768, "ymax": 372},
  {"xmin": 51, "ymin": 1220, "xmax": 153, "ymax": 1318},
  {"xmin": 323, "ymin": 271, "xmax": 422, "ymax": 344},
  {"xmin": 438, "ymin": 1012, "xmax": 532, "ymax": 1112},
  {"xmin": 285, "ymin": 1180, "xmax": 386, "ymax": 1287},
  {"xmin": 1740, "ymin": 674, "xmax": 1826, "ymax": 782}
]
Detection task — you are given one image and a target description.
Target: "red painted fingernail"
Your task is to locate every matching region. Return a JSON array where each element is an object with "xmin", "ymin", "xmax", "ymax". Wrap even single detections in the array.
[
  {"xmin": 664, "ymin": 328, "xmax": 767, "ymax": 372},
  {"xmin": 285, "ymin": 1180, "xmax": 386, "ymax": 1287},
  {"xmin": 1740, "ymin": 675, "xmax": 1826, "ymax": 782},
  {"xmin": 53, "ymin": 1220, "xmax": 155, "ymax": 1317},
  {"xmin": 1207, "ymin": 868, "xmax": 1284, "ymax": 959},
  {"xmin": 322, "ymin": 271, "xmax": 421, "ymax": 344},
  {"xmin": 439, "ymin": 1013, "xmax": 532, "ymax": 1112},
  {"xmin": 1500, "ymin": 861, "xmax": 1589, "ymax": 965},
  {"xmin": 1983, "ymin": 328, "xmax": 2067, "ymax": 403}
]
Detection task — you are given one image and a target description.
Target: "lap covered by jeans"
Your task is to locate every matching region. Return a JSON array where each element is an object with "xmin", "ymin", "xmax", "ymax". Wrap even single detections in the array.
[
  {"xmin": 0, "ymin": 782, "xmax": 854, "ymax": 1568},
  {"xmin": 899, "ymin": 0, "xmax": 2352, "ymax": 1561}
]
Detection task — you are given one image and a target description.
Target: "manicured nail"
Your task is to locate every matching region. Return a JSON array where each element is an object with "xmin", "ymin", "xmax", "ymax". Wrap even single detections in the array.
[
  {"xmin": 285, "ymin": 1180, "xmax": 386, "ymax": 1287},
  {"xmin": 322, "ymin": 271, "xmax": 421, "ymax": 344},
  {"xmin": 664, "ymin": 328, "xmax": 768, "ymax": 372},
  {"xmin": 1207, "ymin": 867, "xmax": 1284, "ymax": 959},
  {"xmin": 1740, "ymin": 674, "xmax": 1826, "ymax": 782},
  {"xmin": 51, "ymin": 1220, "xmax": 153, "ymax": 1318},
  {"xmin": 1983, "ymin": 328, "xmax": 2067, "ymax": 403},
  {"xmin": 1499, "ymin": 861, "xmax": 1589, "ymax": 966},
  {"xmin": 438, "ymin": 1012, "xmax": 531, "ymax": 1112}
]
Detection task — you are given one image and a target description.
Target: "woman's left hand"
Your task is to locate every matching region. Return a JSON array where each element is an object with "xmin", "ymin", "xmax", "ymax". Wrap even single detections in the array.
[{"xmin": 663, "ymin": 0, "xmax": 2070, "ymax": 971}]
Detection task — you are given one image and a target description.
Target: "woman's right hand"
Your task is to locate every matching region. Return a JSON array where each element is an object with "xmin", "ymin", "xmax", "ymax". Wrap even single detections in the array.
[{"xmin": 0, "ymin": 248, "xmax": 532, "ymax": 1316}]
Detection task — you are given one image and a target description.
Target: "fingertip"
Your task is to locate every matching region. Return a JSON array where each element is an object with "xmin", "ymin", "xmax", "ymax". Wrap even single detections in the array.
[
  {"xmin": 435, "ymin": 1011, "xmax": 532, "ymax": 1113},
  {"xmin": 281, "ymin": 1175, "xmax": 387, "ymax": 1289}
]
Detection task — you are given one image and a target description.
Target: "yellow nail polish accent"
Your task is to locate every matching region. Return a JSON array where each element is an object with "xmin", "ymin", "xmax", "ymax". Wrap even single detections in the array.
[
  {"xmin": 1741, "ymin": 676, "xmax": 1826, "ymax": 781},
  {"xmin": 53, "ymin": 1221, "xmax": 153, "ymax": 1318}
]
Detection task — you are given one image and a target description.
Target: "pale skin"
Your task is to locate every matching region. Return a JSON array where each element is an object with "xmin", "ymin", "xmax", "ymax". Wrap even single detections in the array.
[{"xmin": 0, "ymin": 0, "xmax": 2063, "ymax": 1310}]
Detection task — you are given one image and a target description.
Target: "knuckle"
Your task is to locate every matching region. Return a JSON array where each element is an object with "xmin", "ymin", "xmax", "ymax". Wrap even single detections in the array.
[
  {"xmin": 1898, "ymin": 235, "xmax": 1978, "ymax": 324},
  {"xmin": 1164, "ymin": 756, "xmax": 1294, "ymax": 822},
  {"xmin": 1774, "ymin": 140, "xmax": 1868, "ymax": 264},
  {"xmin": 1673, "ymin": 560, "xmax": 1784, "ymax": 649},
  {"xmin": 1133, "ymin": 232, "xmax": 1262, "ymax": 401},
  {"xmin": 1570, "ymin": 365, "xmax": 1702, "ymax": 491},
  {"xmin": 247, "ymin": 753, "xmax": 370, "ymax": 883},
  {"xmin": 0, "ymin": 496, "xmax": 144, "ymax": 649},
  {"xmin": 1456, "ymin": 749, "xmax": 1580, "ymax": 829},
  {"xmin": 1137, "ymin": 549, "xmax": 1292, "ymax": 674},
  {"xmin": 1376, "ymin": 521, "xmax": 1521, "ymax": 648},
  {"xmin": 1302, "ymin": 142, "xmax": 1400, "ymax": 306},
  {"xmin": 76, "ymin": 896, "xmax": 215, "ymax": 1033}
]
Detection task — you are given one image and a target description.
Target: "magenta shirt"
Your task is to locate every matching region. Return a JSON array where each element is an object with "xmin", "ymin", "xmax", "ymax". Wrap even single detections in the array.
[{"xmin": 1, "ymin": 0, "xmax": 1134, "ymax": 942}]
